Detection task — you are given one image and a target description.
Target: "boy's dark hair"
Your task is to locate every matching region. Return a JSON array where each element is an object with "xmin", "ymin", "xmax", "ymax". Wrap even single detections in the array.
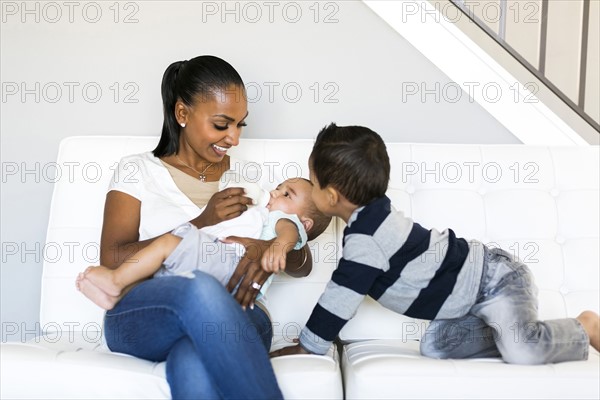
[
  {"xmin": 300, "ymin": 178, "xmax": 332, "ymax": 241},
  {"xmin": 310, "ymin": 123, "xmax": 389, "ymax": 206}
]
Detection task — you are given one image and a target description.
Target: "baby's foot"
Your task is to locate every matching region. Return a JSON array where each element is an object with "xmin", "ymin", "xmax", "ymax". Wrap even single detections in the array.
[
  {"xmin": 75, "ymin": 271, "xmax": 85, "ymax": 289},
  {"xmin": 77, "ymin": 276, "xmax": 120, "ymax": 310},
  {"xmin": 577, "ymin": 311, "xmax": 600, "ymax": 352},
  {"xmin": 82, "ymin": 266, "xmax": 123, "ymax": 297}
]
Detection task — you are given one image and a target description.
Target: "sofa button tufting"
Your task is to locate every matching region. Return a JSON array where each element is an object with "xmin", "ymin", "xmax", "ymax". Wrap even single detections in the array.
[
  {"xmin": 550, "ymin": 189, "xmax": 560, "ymax": 197},
  {"xmin": 556, "ymin": 236, "xmax": 566, "ymax": 244},
  {"xmin": 560, "ymin": 286, "xmax": 570, "ymax": 295},
  {"xmin": 406, "ymin": 186, "xmax": 416, "ymax": 194}
]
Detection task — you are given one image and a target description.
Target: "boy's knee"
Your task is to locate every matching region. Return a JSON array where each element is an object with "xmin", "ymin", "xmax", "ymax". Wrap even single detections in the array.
[
  {"xmin": 500, "ymin": 346, "xmax": 547, "ymax": 365},
  {"xmin": 497, "ymin": 334, "xmax": 551, "ymax": 364},
  {"xmin": 420, "ymin": 339, "xmax": 446, "ymax": 359}
]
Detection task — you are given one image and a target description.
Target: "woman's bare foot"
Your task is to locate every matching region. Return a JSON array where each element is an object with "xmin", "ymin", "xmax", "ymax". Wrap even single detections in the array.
[
  {"xmin": 77, "ymin": 276, "xmax": 120, "ymax": 310},
  {"xmin": 82, "ymin": 265, "xmax": 123, "ymax": 297},
  {"xmin": 577, "ymin": 311, "xmax": 600, "ymax": 351}
]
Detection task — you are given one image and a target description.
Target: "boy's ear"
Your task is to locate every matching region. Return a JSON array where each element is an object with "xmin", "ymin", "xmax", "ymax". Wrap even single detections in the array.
[
  {"xmin": 326, "ymin": 186, "xmax": 340, "ymax": 206},
  {"xmin": 300, "ymin": 217, "xmax": 314, "ymax": 234}
]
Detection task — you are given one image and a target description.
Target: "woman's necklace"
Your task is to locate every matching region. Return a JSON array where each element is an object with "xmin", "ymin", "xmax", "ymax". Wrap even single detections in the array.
[{"xmin": 175, "ymin": 154, "xmax": 214, "ymax": 182}]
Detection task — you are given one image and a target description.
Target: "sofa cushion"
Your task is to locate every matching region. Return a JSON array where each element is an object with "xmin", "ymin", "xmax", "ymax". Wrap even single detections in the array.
[
  {"xmin": 1, "ymin": 335, "xmax": 169, "ymax": 399},
  {"xmin": 1, "ymin": 333, "xmax": 342, "ymax": 400},
  {"xmin": 342, "ymin": 340, "xmax": 600, "ymax": 399}
]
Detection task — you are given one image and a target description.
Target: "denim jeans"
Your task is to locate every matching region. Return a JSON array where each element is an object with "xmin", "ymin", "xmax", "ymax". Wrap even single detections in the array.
[
  {"xmin": 421, "ymin": 247, "xmax": 589, "ymax": 364},
  {"xmin": 104, "ymin": 270, "xmax": 282, "ymax": 399}
]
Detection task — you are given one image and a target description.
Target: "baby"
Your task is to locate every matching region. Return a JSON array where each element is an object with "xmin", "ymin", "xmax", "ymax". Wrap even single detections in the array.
[{"xmin": 77, "ymin": 178, "xmax": 331, "ymax": 310}]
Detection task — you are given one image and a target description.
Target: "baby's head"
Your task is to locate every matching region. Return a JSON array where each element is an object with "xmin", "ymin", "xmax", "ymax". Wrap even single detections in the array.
[
  {"xmin": 267, "ymin": 178, "xmax": 332, "ymax": 241},
  {"xmin": 309, "ymin": 123, "xmax": 389, "ymax": 207}
]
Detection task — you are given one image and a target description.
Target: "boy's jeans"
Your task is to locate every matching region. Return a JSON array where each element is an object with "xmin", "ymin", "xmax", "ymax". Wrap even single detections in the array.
[{"xmin": 421, "ymin": 247, "xmax": 590, "ymax": 364}]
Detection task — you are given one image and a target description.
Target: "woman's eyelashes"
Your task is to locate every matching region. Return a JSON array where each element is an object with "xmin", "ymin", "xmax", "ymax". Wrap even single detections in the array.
[{"xmin": 213, "ymin": 122, "xmax": 247, "ymax": 131}]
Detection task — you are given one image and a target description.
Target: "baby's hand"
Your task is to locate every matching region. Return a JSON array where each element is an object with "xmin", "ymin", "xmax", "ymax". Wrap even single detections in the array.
[{"xmin": 261, "ymin": 243, "xmax": 287, "ymax": 274}]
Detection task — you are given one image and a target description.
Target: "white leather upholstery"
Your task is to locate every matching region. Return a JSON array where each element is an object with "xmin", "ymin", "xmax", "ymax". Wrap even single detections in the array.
[
  {"xmin": 1, "ymin": 137, "xmax": 342, "ymax": 400},
  {"xmin": 1, "ymin": 137, "xmax": 598, "ymax": 399},
  {"xmin": 340, "ymin": 144, "xmax": 600, "ymax": 399},
  {"xmin": 342, "ymin": 340, "xmax": 599, "ymax": 400}
]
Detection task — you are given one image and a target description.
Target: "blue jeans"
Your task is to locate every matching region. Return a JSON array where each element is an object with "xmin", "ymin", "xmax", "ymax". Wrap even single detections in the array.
[
  {"xmin": 104, "ymin": 271, "xmax": 282, "ymax": 399},
  {"xmin": 421, "ymin": 247, "xmax": 590, "ymax": 364}
]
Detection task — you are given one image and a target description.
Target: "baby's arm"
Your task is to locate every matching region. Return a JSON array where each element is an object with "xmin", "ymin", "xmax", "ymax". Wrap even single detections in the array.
[
  {"xmin": 261, "ymin": 219, "xmax": 300, "ymax": 274},
  {"xmin": 110, "ymin": 233, "xmax": 182, "ymax": 285},
  {"xmin": 79, "ymin": 233, "xmax": 182, "ymax": 308}
]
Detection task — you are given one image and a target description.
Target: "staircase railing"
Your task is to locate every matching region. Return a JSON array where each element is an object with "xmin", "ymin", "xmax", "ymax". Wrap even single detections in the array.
[{"xmin": 450, "ymin": 0, "xmax": 599, "ymax": 133}]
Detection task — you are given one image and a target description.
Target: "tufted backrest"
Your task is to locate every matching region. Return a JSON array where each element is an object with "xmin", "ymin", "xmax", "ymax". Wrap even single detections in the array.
[
  {"xmin": 339, "ymin": 144, "xmax": 600, "ymax": 341},
  {"xmin": 41, "ymin": 138, "xmax": 599, "ymax": 345},
  {"xmin": 40, "ymin": 137, "xmax": 339, "ymax": 339}
]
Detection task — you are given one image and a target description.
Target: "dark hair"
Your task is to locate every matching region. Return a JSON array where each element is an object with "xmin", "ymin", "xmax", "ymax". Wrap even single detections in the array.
[
  {"xmin": 310, "ymin": 123, "xmax": 389, "ymax": 206},
  {"xmin": 153, "ymin": 55, "xmax": 245, "ymax": 157},
  {"xmin": 299, "ymin": 178, "xmax": 332, "ymax": 241}
]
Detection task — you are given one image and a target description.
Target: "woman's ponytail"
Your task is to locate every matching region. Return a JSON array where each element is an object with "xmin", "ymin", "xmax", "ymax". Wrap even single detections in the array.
[{"xmin": 154, "ymin": 60, "xmax": 185, "ymax": 157}]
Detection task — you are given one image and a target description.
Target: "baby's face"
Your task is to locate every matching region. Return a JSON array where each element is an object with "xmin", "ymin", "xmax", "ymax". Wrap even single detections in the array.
[{"xmin": 267, "ymin": 178, "xmax": 312, "ymax": 217}]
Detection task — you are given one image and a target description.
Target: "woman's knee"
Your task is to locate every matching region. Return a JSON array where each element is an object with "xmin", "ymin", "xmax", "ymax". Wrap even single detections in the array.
[
  {"xmin": 173, "ymin": 272, "xmax": 246, "ymax": 324},
  {"xmin": 125, "ymin": 272, "xmax": 237, "ymax": 324},
  {"xmin": 180, "ymin": 272, "xmax": 233, "ymax": 304}
]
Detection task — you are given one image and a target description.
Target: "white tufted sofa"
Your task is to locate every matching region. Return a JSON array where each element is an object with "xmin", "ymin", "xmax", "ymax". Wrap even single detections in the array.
[{"xmin": 1, "ymin": 136, "xmax": 598, "ymax": 399}]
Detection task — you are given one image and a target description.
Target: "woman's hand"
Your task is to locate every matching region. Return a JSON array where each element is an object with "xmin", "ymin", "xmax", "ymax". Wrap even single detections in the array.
[
  {"xmin": 193, "ymin": 187, "xmax": 254, "ymax": 228},
  {"xmin": 223, "ymin": 236, "xmax": 274, "ymax": 309}
]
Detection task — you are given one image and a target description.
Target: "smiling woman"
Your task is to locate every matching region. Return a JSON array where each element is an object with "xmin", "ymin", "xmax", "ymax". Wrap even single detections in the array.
[
  {"xmin": 161, "ymin": 81, "xmax": 248, "ymax": 187},
  {"xmin": 78, "ymin": 55, "xmax": 311, "ymax": 399}
]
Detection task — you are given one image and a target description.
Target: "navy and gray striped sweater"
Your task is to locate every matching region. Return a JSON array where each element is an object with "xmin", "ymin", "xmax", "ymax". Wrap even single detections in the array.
[{"xmin": 299, "ymin": 195, "xmax": 485, "ymax": 355}]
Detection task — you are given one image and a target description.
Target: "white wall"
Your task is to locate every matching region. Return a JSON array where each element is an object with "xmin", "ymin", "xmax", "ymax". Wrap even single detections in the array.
[{"xmin": 0, "ymin": 0, "xmax": 518, "ymax": 340}]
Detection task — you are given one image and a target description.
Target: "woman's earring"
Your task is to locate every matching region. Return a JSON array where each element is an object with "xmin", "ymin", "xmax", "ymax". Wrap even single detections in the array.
[{"xmin": 180, "ymin": 122, "xmax": 186, "ymax": 128}]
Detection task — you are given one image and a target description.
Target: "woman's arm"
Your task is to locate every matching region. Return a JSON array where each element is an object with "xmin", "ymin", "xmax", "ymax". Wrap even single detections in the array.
[
  {"xmin": 100, "ymin": 191, "xmax": 155, "ymax": 269},
  {"xmin": 284, "ymin": 246, "xmax": 312, "ymax": 278},
  {"xmin": 100, "ymin": 187, "xmax": 255, "ymax": 269}
]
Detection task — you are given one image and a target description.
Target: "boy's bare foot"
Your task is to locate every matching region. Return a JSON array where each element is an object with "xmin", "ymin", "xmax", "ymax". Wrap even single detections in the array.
[
  {"xmin": 77, "ymin": 276, "xmax": 120, "ymax": 310},
  {"xmin": 82, "ymin": 265, "xmax": 123, "ymax": 297},
  {"xmin": 576, "ymin": 311, "xmax": 600, "ymax": 352}
]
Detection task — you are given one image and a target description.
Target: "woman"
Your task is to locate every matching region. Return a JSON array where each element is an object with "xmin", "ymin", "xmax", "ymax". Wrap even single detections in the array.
[{"xmin": 98, "ymin": 55, "xmax": 311, "ymax": 399}]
